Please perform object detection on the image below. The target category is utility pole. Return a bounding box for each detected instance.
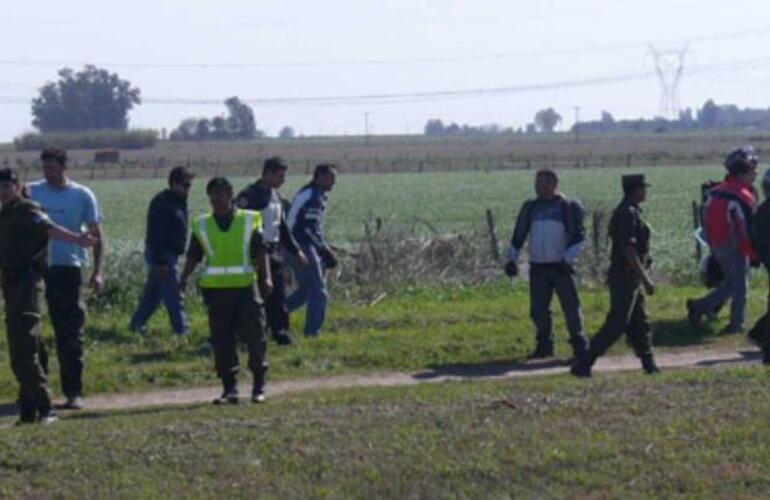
[364,111,370,145]
[574,106,581,144]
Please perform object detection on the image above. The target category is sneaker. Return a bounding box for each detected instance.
[212,390,239,405]
[130,325,149,336]
[251,390,266,404]
[38,410,59,425]
[527,344,554,360]
[686,300,703,330]
[62,396,84,410]
[273,331,294,346]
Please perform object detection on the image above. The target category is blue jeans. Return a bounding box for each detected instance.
[286,245,329,336]
[130,252,189,335]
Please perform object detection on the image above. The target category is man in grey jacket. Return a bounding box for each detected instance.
[505,169,588,360]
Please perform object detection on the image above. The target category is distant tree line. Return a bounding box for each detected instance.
[424,108,563,137]
[574,100,770,133]
[169,97,263,141]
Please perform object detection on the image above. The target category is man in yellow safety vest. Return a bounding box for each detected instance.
[179,177,273,404]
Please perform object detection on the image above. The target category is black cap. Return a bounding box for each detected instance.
[622,174,650,190]
[0,167,19,183]
[206,176,233,193]
[169,166,195,184]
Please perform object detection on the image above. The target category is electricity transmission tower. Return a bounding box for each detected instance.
[648,44,689,118]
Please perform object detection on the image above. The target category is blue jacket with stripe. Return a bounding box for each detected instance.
[287,183,328,250]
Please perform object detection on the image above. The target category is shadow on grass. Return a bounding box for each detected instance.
[128,345,210,364]
[696,350,762,366]
[652,319,716,347]
[414,358,569,380]
[0,402,17,417]
[85,326,136,345]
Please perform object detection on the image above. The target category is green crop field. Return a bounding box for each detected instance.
[89,164,719,283]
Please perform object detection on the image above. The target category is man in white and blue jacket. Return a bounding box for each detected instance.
[286,163,338,337]
[505,169,588,359]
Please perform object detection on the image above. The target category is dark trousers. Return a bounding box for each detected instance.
[2,274,52,417]
[44,266,85,399]
[203,287,268,391]
[747,275,770,348]
[588,268,653,361]
[264,256,290,338]
[529,264,588,354]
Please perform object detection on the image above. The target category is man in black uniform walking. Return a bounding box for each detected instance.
[237,157,306,345]
[571,174,659,377]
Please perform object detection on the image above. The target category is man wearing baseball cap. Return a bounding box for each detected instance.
[572,174,658,377]
[130,166,195,336]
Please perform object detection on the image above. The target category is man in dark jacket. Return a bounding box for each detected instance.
[505,169,588,360]
[286,164,338,337]
[748,169,770,364]
[237,157,307,345]
[130,166,194,335]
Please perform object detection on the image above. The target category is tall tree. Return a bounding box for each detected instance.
[534,108,562,133]
[224,97,257,139]
[31,65,141,132]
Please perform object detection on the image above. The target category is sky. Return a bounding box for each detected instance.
[1,0,770,141]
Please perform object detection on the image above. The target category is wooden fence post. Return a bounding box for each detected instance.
[486,209,501,262]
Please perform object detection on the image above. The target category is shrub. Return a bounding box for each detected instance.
[13,129,158,151]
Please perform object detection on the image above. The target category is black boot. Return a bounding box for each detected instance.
[762,344,770,365]
[641,354,660,375]
[213,376,239,405]
[16,400,36,425]
[528,343,554,360]
[570,355,594,378]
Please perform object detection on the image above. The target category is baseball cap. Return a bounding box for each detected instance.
[169,166,195,185]
[0,168,19,183]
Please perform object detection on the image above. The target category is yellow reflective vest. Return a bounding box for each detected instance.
[192,209,262,289]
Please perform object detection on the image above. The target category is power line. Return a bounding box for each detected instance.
[0,26,769,70]
[0,54,768,108]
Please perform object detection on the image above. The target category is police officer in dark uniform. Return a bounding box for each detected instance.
[0,168,94,424]
[571,174,659,377]
[236,157,306,346]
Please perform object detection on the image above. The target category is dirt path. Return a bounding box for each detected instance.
[0,346,764,428]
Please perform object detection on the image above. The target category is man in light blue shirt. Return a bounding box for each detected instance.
[28,148,105,410]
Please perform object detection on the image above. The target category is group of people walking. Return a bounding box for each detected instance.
[1,144,768,425]
[505,145,770,379]
[0,150,338,423]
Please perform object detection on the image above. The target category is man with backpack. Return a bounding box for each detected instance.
[687,146,759,334]
[505,169,588,360]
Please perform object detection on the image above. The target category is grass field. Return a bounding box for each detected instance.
[89,164,730,284]
[0,367,768,498]
[0,164,764,400]
[0,280,765,401]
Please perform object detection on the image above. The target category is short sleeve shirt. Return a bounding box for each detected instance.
[29,180,101,267]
